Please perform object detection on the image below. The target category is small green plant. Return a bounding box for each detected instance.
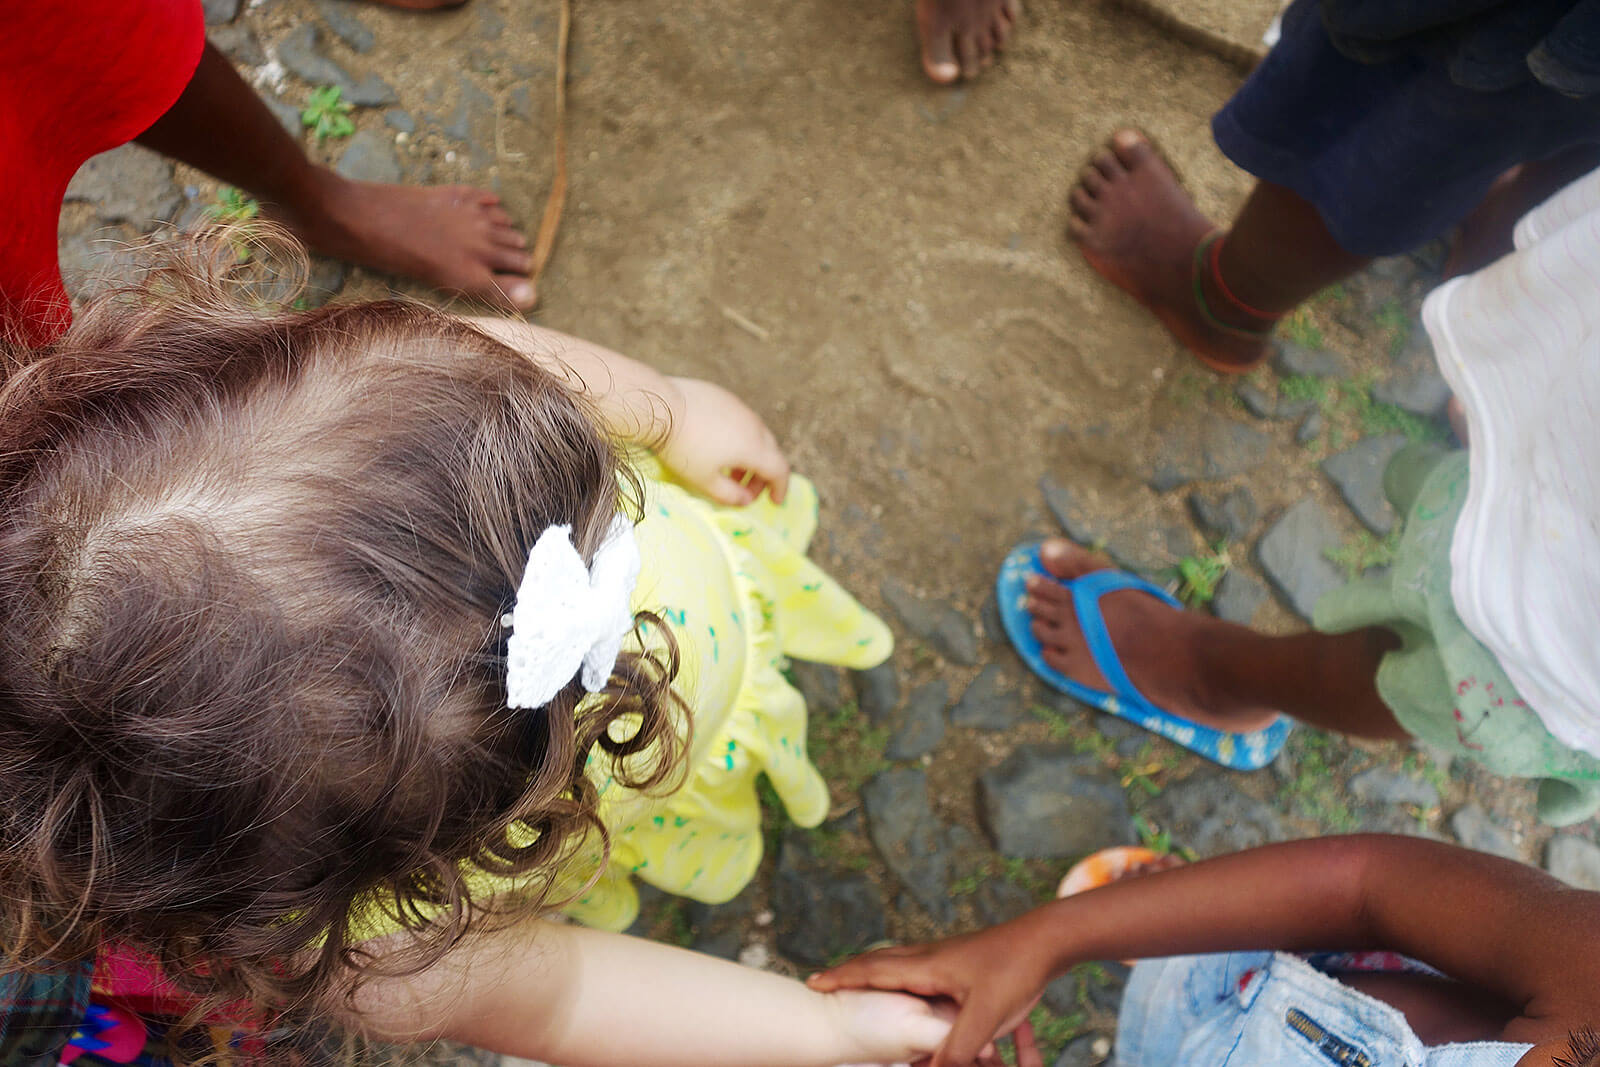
[809,701,890,792]
[1070,729,1117,762]
[1373,299,1412,357]
[206,186,260,223]
[1278,373,1330,408]
[1325,527,1402,580]
[1174,543,1230,605]
[1000,855,1049,897]
[301,85,355,142]
[1279,731,1360,830]
[1026,1005,1088,1061]
[1030,703,1074,741]
[1315,282,1349,305]
[1131,814,1172,854]
[1282,307,1325,349]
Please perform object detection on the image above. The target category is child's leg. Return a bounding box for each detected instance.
[134,45,537,309]
[1024,538,1408,740]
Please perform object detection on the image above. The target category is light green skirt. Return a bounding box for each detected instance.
[1314,445,1600,827]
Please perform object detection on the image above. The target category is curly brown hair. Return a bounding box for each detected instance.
[0,234,685,1042]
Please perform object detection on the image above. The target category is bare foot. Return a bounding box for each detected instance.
[1024,538,1278,734]
[275,170,536,310]
[916,0,1019,83]
[1067,130,1271,372]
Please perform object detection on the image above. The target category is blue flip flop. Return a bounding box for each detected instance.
[997,541,1291,771]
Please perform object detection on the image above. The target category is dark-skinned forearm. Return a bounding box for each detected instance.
[1018,835,1591,1013]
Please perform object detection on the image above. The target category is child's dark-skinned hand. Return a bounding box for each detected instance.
[806,923,1051,1067]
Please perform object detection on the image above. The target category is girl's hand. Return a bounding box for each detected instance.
[808,931,1052,1067]
[657,377,791,506]
[823,989,953,1065]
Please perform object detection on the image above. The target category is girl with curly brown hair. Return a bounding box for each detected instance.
[0,237,934,1066]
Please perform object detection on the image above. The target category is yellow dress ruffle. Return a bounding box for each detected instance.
[557,465,892,929]
[349,463,891,943]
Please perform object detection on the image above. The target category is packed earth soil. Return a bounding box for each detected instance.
[55,0,1600,1063]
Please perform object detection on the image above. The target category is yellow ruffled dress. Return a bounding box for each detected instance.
[553,464,892,929]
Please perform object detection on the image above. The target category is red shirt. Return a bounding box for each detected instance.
[0,0,205,345]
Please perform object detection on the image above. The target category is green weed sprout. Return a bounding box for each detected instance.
[206,186,260,223]
[1175,543,1230,605]
[302,85,355,142]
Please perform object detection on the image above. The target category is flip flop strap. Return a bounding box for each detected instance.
[1070,570,1182,716]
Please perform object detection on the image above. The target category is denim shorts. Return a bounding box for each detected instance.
[1114,952,1532,1067]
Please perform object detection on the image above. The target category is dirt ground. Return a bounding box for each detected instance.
[264,0,1258,607]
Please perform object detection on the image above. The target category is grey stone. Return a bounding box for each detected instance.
[384,109,418,134]
[1321,435,1407,535]
[65,146,182,230]
[203,0,241,24]
[886,680,948,760]
[1150,776,1290,855]
[344,73,399,108]
[1449,803,1520,860]
[1040,476,1098,545]
[951,665,1024,731]
[880,578,979,666]
[1052,1035,1108,1067]
[301,258,348,308]
[1296,411,1325,445]
[979,745,1135,858]
[1545,835,1600,890]
[276,24,350,88]
[507,84,535,120]
[335,130,402,185]
[1187,487,1258,543]
[1374,367,1451,418]
[851,661,900,725]
[209,24,266,66]
[1368,255,1421,289]
[1256,499,1345,621]
[974,877,1036,926]
[444,77,496,156]
[1085,962,1130,1015]
[313,0,376,53]
[772,834,889,966]
[979,587,1003,646]
[262,94,303,136]
[685,884,755,929]
[690,929,741,960]
[1147,415,1270,492]
[1042,973,1081,1016]
[862,769,955,921]
[1211,570,1267,625]
[1348,767,1439,809]
[276,24,395,105]
[1276,395,1319,420]
[1273,341,1351,379]
[790,660,846,716]
[1235,382,1276,419]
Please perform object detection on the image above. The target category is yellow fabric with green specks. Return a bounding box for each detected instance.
[347,461,893,944]
[554,463,893,929]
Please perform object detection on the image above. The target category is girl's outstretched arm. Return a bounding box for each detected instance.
[465,316,790,506]
[343,918,950,1067]
[808,835,1600,1067]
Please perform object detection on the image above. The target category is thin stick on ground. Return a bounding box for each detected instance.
[529,0,571,288]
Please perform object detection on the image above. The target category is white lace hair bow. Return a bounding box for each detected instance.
[503,515,641,709]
